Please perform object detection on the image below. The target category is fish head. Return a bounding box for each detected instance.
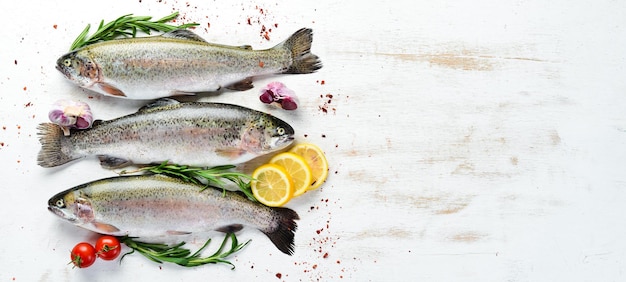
[242,115,294,154]
[56,50,100,87]
[262,116,295,151]
[48,187,95,226]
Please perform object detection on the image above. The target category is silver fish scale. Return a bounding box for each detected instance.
[56,28,320,100]
[66,103,281,166]
[80,175,281,236]
[93,39,291,92]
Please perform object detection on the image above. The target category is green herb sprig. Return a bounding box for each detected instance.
[120,162,256,201]
[70,12,199,51]
[120,233,250,268]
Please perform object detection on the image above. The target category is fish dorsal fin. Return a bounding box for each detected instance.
[162,29,207,43]
[92,119,104,127]
[138,98,180,112]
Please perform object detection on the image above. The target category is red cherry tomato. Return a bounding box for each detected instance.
[95,236,121,260]
[70,242,97,268]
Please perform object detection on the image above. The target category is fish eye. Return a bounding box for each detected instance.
[55,199,65,208]
[277,127,285,135]
[63,59,72,67]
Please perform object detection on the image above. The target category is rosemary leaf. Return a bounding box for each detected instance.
[120,233,250,268]
[120,161,257,202]
[154,12,179,23]
[69,12,199,51]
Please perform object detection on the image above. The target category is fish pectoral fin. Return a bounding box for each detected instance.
[216,224,244,233]
[162,29,207,43]
[98,155,132,169]
[226,78,254,91]
[138,98,180,112]
[215,148,247,160]
[93,221,121,234]
[166,230,192,235]
[170,90,197,96]
[97,82,127,97]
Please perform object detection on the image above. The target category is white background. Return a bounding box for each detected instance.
[1,0,625,281]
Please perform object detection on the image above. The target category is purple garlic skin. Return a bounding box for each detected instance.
[48,100,93,130]
[259,82,298,111]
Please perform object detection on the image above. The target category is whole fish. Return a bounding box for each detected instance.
[48,174,300,255]
[56,28,322,99]
[37,98,294,168]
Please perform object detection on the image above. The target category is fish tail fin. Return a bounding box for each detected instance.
[37,123,76,167]
[278,28,322,74]
[262,207,300,255]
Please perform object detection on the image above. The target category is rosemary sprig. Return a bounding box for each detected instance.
[120,161,256,202]
[120,233,250,268]
[70,12,199,50]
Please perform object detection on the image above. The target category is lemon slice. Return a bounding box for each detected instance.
[251,164,294,207]
[270,152,313,197]
[289,143,329,190]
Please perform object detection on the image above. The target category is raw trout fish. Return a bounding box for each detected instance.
[37,98,294,168]
[56,28,322,99]
[48,174,300,255]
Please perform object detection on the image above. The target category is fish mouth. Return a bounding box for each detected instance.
[47,206,63,217]
[48,206,76,222]
[55,65,72,80]
[275,134,295,148]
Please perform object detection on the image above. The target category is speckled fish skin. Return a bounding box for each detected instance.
[37,99,295,168]
[56,28,322,99]
[47,174,300,255]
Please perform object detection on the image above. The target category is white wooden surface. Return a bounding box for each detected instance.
[1,0,625,281]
